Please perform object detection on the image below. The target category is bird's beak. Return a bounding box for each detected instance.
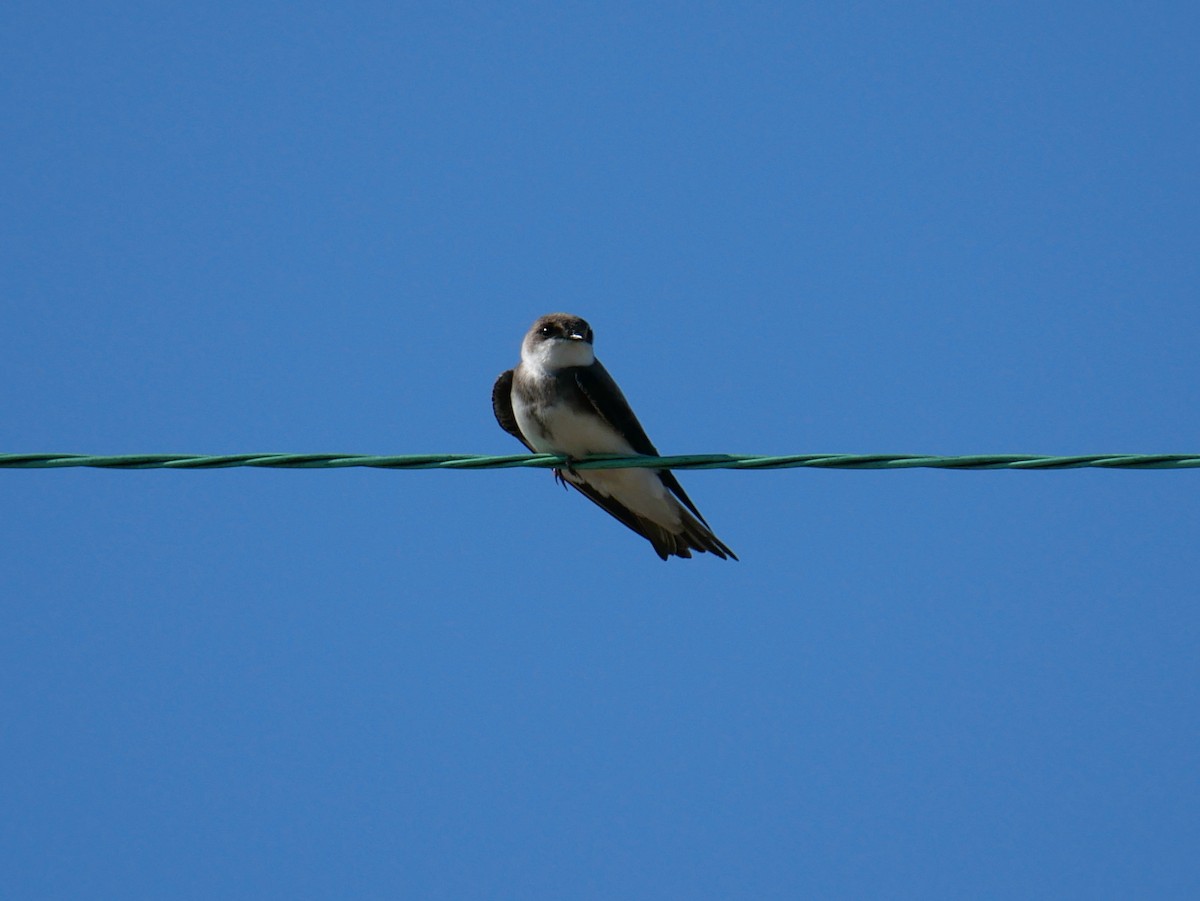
[566,331,585,341]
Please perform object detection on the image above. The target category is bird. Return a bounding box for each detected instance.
[492,313,737,561]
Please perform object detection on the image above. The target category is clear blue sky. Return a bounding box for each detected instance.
[3,3,1198,898]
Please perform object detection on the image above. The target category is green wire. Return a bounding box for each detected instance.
[2,453,1198,470]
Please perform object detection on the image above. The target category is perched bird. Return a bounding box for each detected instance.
[492,313,737,561]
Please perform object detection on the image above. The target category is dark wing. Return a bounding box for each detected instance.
[571,360,659,455]
[572,361,711,527]
[491,369,534,451]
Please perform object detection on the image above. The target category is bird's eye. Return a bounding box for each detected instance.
[539,325,555,337]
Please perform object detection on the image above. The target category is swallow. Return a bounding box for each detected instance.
[492,313,737,560]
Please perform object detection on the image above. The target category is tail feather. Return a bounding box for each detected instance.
[639,508,736,562]
[676,508,737,561]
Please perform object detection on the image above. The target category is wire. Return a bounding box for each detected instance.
[2,453,1198,470]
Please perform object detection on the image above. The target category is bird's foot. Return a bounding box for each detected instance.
[554,456,583,489]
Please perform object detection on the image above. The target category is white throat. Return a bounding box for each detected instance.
[522,337,595,372]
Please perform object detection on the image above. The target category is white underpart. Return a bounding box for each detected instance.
[514,338,683,529]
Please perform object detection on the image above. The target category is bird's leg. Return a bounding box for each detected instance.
[554,455,583,489]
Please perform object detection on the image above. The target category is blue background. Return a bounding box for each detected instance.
[3,3,1198,898]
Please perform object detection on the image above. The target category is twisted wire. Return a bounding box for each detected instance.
[2,452,1197,470]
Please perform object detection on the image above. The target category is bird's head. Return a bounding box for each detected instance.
[521,313,596,370]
